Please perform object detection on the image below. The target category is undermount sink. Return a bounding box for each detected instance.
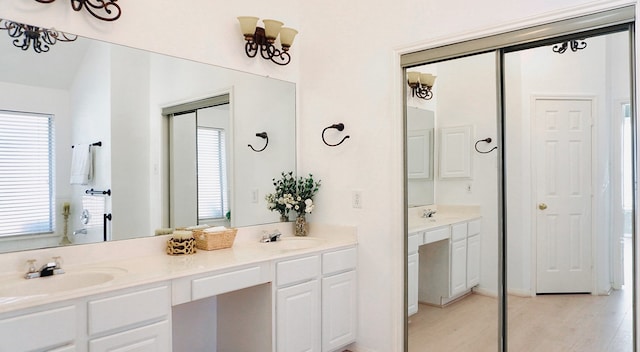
[260,237,325,252]
[0,267,125,297]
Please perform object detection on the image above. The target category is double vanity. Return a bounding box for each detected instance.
[408,205,482,315]
[0,224,357,352]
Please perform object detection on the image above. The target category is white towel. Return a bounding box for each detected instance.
[204,226,227,233]
[70,144,93,185]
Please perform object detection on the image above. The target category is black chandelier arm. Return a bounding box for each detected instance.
[270,49,291,66]
[552,42,568,54]
[35,0,121,22]
[245,41,259,58]
[571,40,587,51]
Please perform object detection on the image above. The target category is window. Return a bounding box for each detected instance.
[0,110,55,237]
[197,126,228,221]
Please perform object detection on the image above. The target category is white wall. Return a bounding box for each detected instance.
[111,45,151,240]
[0,0,635,350]
[69,41,111,244]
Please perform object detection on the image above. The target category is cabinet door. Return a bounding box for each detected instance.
[89,320,170,352]
[450,239,467,296]
[277,280,321,352]
[322,271,357,352]
[408,253,419,316]
[467,234,481,288]
[439,125,472,178]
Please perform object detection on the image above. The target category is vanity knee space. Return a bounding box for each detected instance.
[408,218,481,312]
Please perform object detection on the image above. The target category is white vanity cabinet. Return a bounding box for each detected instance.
[0,303,77,352]
[274,246,358,352]
[0,282,171,352]
[321,247,357,352]
[275,254,322,352]
[419,218,482,306]
[407,232,422,316]
[87,284,171,352]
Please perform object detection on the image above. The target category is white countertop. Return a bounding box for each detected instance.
[0,223,357,314]
[408,204,481,233]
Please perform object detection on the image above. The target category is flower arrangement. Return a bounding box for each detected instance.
[265,172,321,220]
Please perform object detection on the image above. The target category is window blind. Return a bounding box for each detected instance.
[197,127,228,221]
[0,110,55,237]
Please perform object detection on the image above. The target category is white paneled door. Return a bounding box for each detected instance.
[535,98,593,294]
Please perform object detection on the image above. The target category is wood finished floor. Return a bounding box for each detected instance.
[408,289,632,352]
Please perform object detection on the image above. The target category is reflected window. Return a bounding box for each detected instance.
[0,110,54,237]
[197,127,229,221]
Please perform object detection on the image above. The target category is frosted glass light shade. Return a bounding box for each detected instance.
[407,72,420,84]
[263,19,284,40]
[420,73,436,87]
[279,27,298,47]
[237,16,259,36]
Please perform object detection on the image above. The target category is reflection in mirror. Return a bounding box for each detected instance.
[505,29,633,350]
[407,52,499,351]
[0,19,296,254]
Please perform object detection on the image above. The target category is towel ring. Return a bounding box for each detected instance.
[248,132,269,152]
[475,137,497,154]
[322,123,350,147]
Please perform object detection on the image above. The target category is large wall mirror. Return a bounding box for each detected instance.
[404,7,635,352]
[0,18,296,254]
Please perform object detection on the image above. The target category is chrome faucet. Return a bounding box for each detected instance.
[422,209,437,218]
[25,256,65,279]
[73,228,87,236]
[260,230,282,243]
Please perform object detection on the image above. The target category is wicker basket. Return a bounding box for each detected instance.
[193,228,237,250]
[166,237,196,255]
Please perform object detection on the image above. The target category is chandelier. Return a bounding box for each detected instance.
[407,72,437,100]
[0,19,77,53]
[34,0,121,22]
[237,17,298,66]
[552,39,587,54]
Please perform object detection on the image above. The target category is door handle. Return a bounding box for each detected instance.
[538,203,548,210]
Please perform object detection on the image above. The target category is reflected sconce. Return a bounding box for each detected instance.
[237,16,298,66]
[34,0,122,22]
[322,123,350,147]
[248,132,269,152]
[552,39,587,54]
[0,19,77,53]
[407,72,436,100]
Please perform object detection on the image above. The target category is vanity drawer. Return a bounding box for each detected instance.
[408,233,422,254]
[468,218,482,236]
[323,247,357,275]
[0,305,76,351]
[424,227,450,244]
[88,285,170,335]
[192,263,269,300]
[451,223,468,242]
[277,254,320,287]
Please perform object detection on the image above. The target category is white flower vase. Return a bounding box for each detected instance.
[294,215,308,237]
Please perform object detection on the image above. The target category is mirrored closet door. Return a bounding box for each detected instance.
[403,6,636,352]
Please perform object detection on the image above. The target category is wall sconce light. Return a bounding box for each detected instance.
[237,16,298,66]
[407,72,436,100]
[552,39,587,54]
[0,19,77,53]
[34,0,122,22]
